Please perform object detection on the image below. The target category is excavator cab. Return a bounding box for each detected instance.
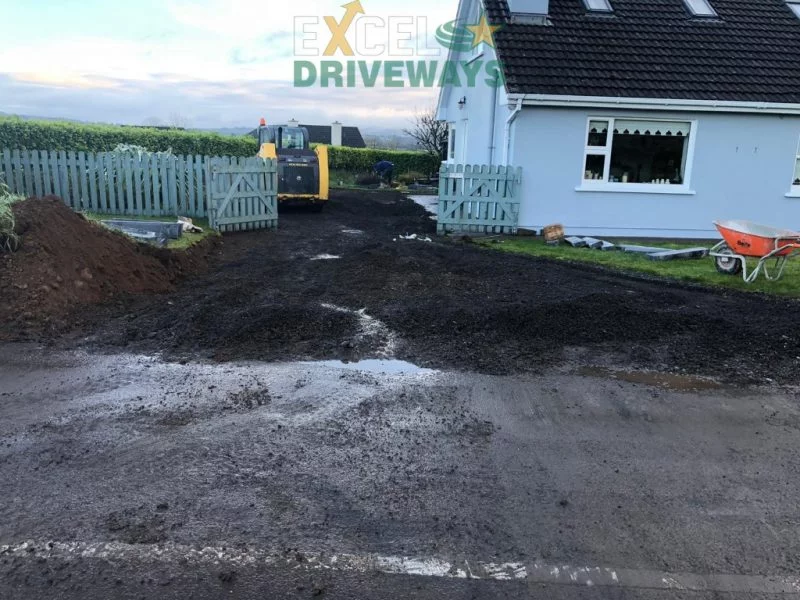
[257,120,329,209]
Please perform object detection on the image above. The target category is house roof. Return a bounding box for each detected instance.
[483,0,800,103]
[247,124,366,148]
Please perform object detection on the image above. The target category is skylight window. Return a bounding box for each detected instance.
[788,1,800,19]
[683,0,717,17]
[583,0,613,12]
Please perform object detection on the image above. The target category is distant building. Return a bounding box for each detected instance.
[248,120,366,148]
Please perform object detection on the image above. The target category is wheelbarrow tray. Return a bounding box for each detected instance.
[714,220,800,258]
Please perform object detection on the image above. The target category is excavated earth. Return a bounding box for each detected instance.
[3,189,800,384]
[0,197,218,335]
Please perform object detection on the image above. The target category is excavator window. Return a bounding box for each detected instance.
[279,128,307,151]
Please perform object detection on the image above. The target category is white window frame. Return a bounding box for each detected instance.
[576,116,698,195]
[788,0,800,19]
[448,123,457,162]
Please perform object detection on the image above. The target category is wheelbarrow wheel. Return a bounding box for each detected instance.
[714,245,742,275]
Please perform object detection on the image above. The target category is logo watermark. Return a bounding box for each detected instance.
[292,1,504,88]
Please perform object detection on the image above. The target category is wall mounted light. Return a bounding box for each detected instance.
[458,96,467,109]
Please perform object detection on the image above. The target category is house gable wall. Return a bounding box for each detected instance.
[438,39,510,166]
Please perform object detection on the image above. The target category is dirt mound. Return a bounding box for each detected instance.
[0,197,218,337]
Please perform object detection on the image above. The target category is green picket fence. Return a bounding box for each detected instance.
[0,148,211,217]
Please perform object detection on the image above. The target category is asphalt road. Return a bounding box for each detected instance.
[2,343,800,598]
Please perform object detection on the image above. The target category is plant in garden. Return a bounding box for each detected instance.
[0,177,23,253]
[396,171,427,185]
[355,173,382,186]
[328,147,440,176]
[402,108,449,161]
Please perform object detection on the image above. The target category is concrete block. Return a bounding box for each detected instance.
[646,248,710,261]
[619,244,668,254]
[565,236,587,248]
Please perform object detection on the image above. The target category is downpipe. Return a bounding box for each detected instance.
[487,74,499,165]
[503,98,523,165]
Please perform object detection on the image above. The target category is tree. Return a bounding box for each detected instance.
[403,108,448,161]
[167,112,191,130]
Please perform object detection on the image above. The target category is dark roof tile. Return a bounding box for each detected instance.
[483,0,800,102]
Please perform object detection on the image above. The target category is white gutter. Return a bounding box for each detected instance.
[507,93,800,116]
[503,98,523,165]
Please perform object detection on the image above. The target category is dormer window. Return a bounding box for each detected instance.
[788,0,800,18]
[583,0,613,12]
[683,0,717,17]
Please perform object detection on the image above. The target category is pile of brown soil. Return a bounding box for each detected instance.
[0,197,219,336]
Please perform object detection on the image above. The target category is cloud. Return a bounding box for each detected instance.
[0,73,437,129]
[0,0,457,128]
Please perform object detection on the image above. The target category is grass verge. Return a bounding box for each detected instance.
[476,237,800,296]
[81,213,216,250]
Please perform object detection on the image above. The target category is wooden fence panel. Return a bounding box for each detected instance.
[1,149,242,221]
[1,149,12,190]
[40,150,52,196]
[437,163,522,235]
[194,155,205,217]
[11,150,23,195]
[22,151,33,198]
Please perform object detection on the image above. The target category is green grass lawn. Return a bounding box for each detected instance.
[82,212,216,250]
[477,237,800,296]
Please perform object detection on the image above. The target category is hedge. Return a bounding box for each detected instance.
[0,118,258,156]
[0,117,441,173]
[328,146,440,175]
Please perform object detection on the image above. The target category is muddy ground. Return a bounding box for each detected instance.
[3,190,800,598]
[32,188,799,385]
[2,346,800,599]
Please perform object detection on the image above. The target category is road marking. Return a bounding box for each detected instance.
[2,541,800,594]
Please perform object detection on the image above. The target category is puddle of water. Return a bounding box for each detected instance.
[306,359,434,375]
[409,195,438,216]
[311,254,341,261]
[578,367,722,391]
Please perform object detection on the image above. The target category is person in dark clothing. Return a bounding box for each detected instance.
[373,160,394,185]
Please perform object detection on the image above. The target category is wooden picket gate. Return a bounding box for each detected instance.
[207,157,278,232]
[437,164,522,235]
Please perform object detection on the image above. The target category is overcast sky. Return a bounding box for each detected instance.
[0,0,459,131]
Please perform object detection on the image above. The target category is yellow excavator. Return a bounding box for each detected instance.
[256,118,329,211]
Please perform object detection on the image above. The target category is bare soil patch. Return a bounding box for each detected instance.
[0,197,219,337]
[5,190,800,384]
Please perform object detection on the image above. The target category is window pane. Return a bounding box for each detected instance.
[609,131,689,184]
[585,0,612,11]
[584,154,606,180]
[587,120,609,147]
[684,0,716,16]
[794,157,800,186]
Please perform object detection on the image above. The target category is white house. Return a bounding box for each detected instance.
[437,0,800,237]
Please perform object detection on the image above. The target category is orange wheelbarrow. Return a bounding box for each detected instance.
[709,220,800,283]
